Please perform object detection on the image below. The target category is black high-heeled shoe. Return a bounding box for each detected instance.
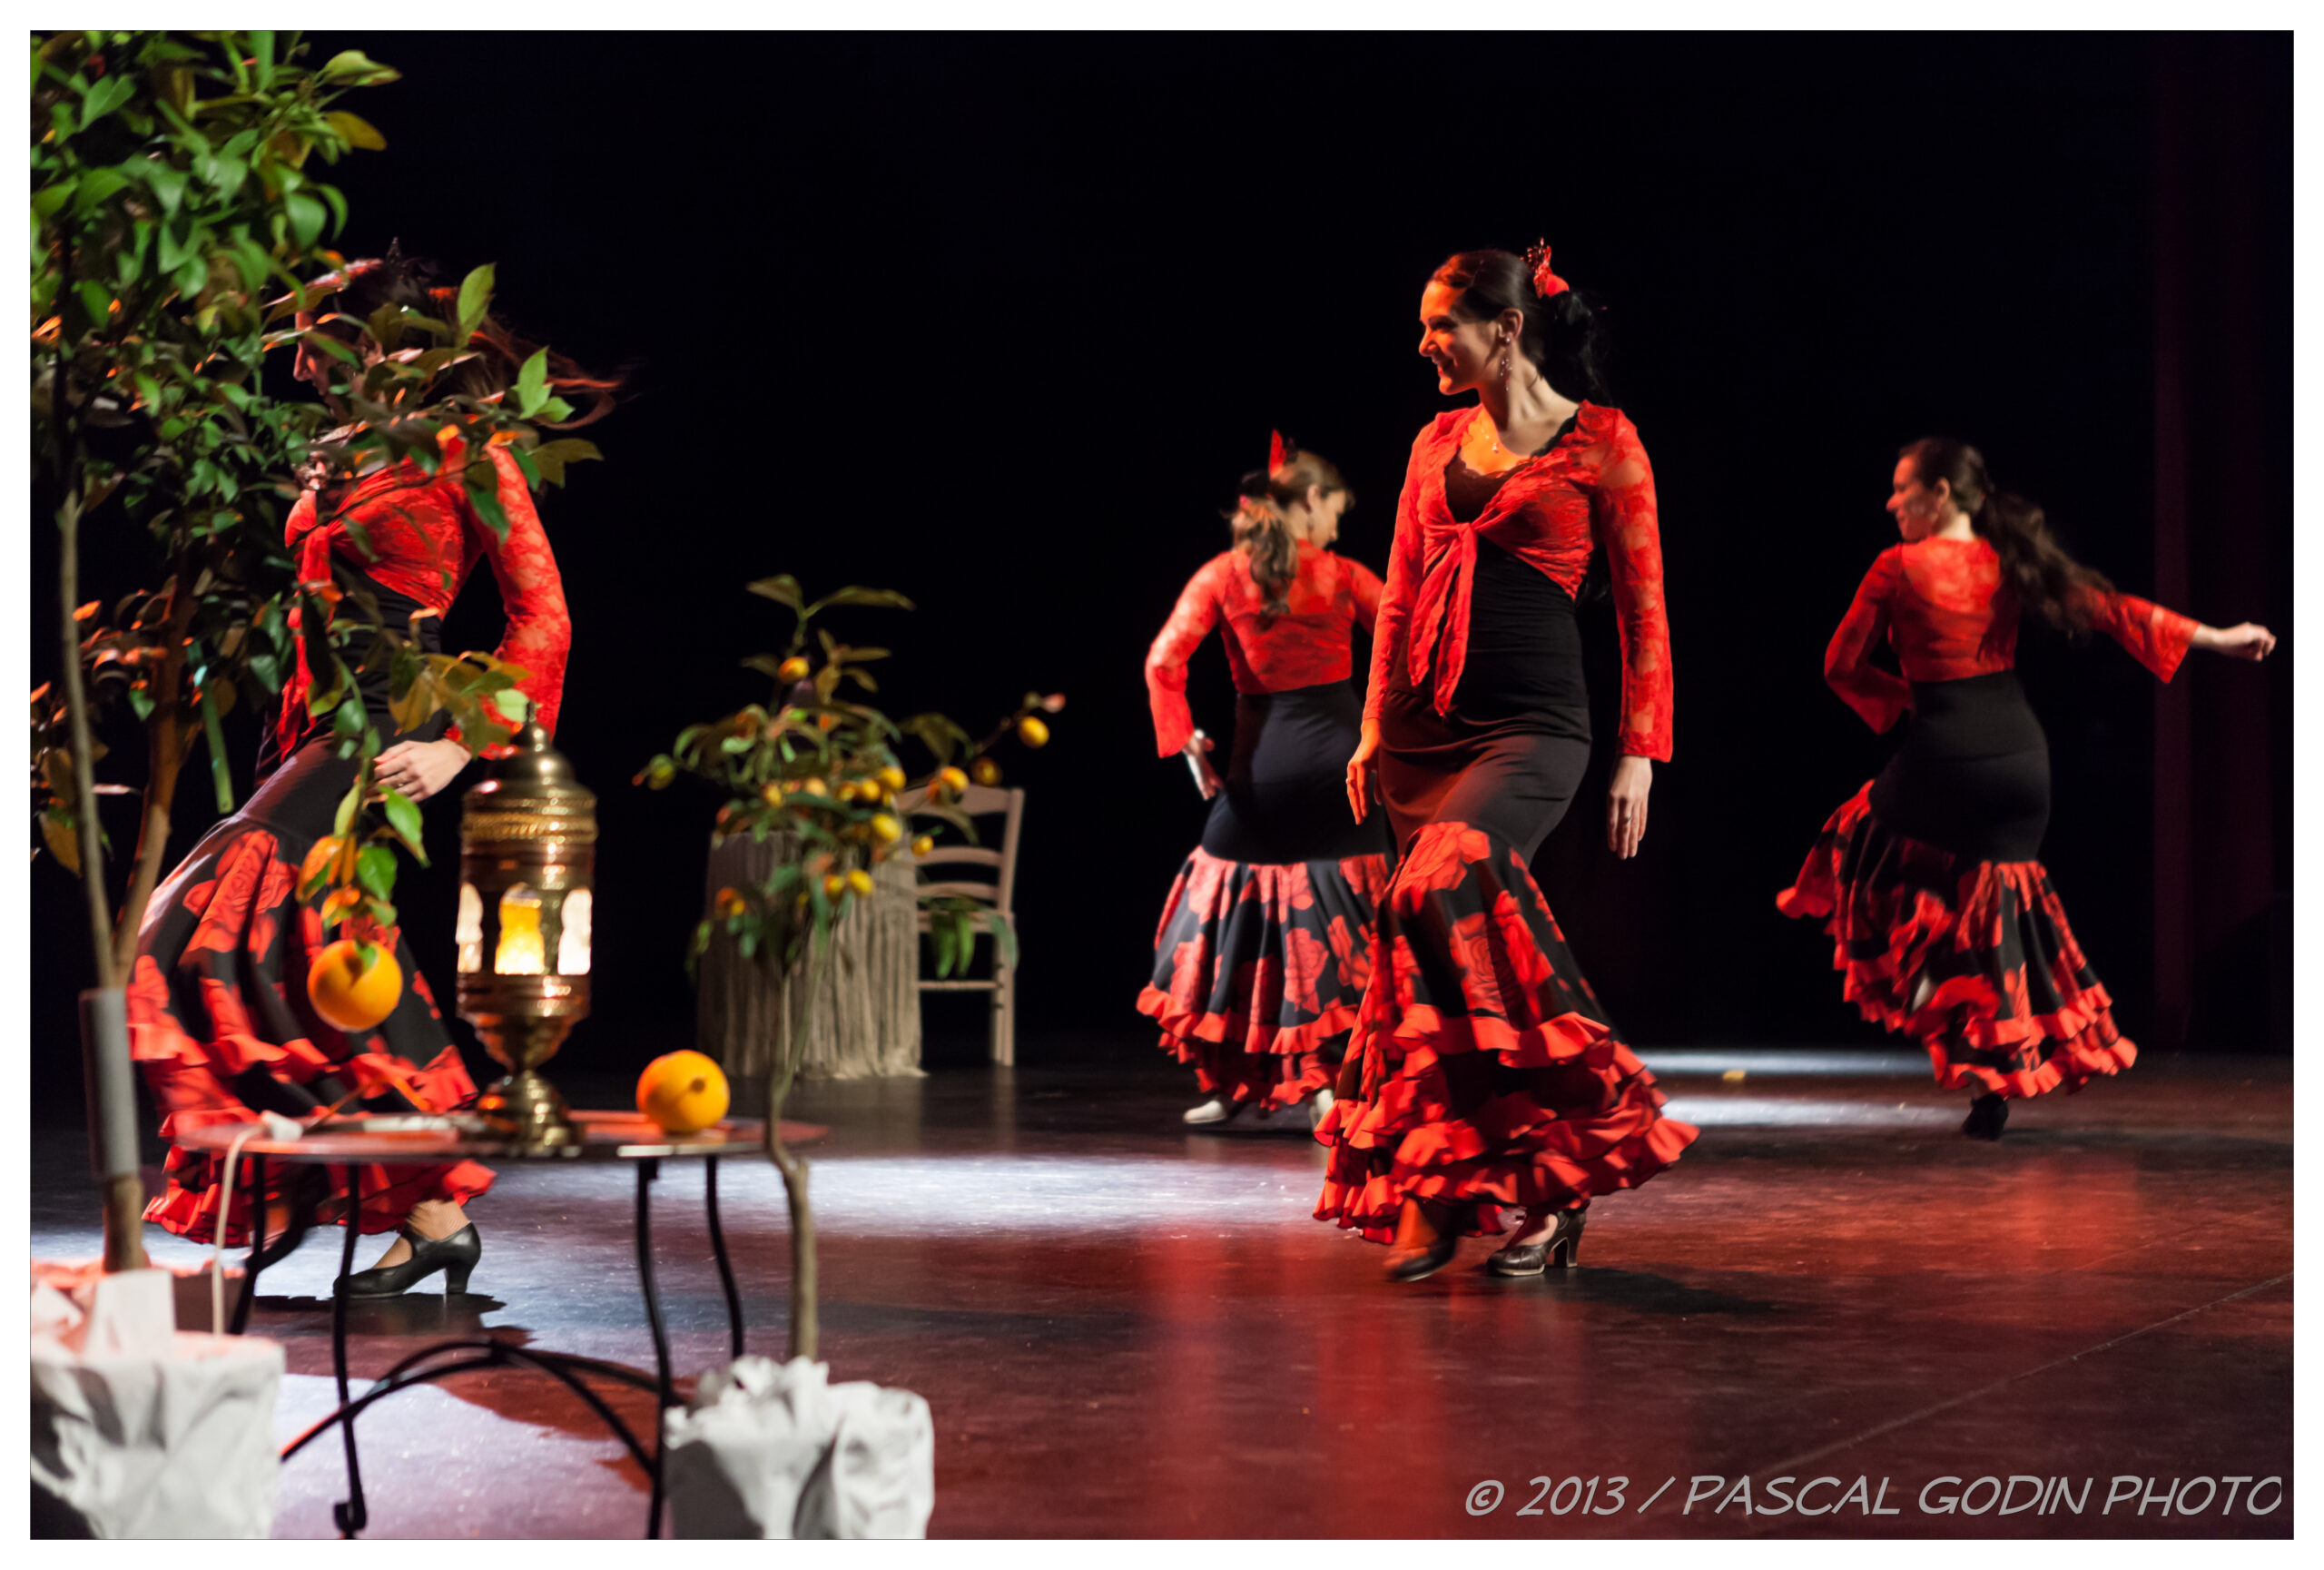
[1384,1200,1466,1283]
[336,1223,482,1298]
[1487,1204,1587,1277]
[1962,1093,2008,1141]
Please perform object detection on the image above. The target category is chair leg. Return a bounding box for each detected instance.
[990,961,1013,1068]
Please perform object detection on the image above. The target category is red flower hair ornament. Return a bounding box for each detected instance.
[1525,238,1570,299]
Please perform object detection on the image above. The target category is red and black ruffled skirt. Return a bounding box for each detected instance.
[1139,848,1391,1111]
[126,734,494,1246]
[1314,819,1697,1241]
[1140,682,1393,1111]
[1778,673,2134,1099]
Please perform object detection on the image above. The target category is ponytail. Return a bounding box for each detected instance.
[1223,441,1352,615]
[1903,437,2111,635]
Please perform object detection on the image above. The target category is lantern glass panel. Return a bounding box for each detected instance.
[556,886,593,975]
[496,884,546,975]
[456,883,485,973]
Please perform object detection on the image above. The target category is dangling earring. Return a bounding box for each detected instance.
[1499,337,1512,386]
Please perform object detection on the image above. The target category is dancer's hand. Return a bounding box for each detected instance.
[1344,722,1382,823]
[376,736,471,803]
[2195,622,2278,661]
[1607,755,1652,859]
[1182,733,1223,801]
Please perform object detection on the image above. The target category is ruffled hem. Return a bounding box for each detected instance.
[1142,848,1386,1108]
[127,811,497,1240]
[145,1157,497,1247]
[1313,821,1696,1241]
[1779,781,2137,1101]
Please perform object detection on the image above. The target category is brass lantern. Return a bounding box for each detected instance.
[457,721,595,1147]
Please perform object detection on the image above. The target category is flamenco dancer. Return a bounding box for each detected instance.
[125,251,610,1295]
[1140,439,1392,1129]
[1779,439,2275,1140]
[1318,243,1697,1282]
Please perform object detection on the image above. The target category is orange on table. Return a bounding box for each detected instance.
[307,938,404,1032]
[637,1050,731,1134]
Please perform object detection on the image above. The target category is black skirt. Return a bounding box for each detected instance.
[1868,672,2051,862]
[1200,680,1389,864]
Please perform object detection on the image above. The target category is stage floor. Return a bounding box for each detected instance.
[30,1049,2292,1539]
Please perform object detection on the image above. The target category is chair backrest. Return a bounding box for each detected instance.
[905,784,1024,916]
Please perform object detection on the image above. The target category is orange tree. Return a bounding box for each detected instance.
[638,575,1059,1358]
[32,30,599,1267]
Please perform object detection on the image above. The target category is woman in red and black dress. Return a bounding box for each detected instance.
[1780,439,2275,1139]
[1319,244,1697,1282]
[1141,443,1393,1129]
[126,252,606,1295]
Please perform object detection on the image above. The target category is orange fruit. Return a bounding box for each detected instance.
[971,757,1001,786]
[846,868,876,898]
[1016,715,1049,748]
[636,1050,731,1134]
[307,938,403,1032]
[937,765,968,797]
[777,657,811,684]
[876,765,908,794]
[822,873,848,899]
[911,834,935,857]
[299,834,347,893]
[870,813,902,844]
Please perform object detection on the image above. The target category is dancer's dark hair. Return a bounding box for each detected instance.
[1902,437,2112,635]
[1432,248,1612,407]
[310,242,621,427]
[1225,444,1350,614]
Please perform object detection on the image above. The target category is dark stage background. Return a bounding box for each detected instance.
[27,34,2291,1115]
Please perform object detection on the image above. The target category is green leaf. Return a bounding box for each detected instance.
[455,262,495,342]
[381,786,426,861]
[810,586,917,615]
[319,50,399,85]
[333,775,363,837]
[463,460,509,540]
[357,843,398,900]
[746,576,803,610]
[283,193,326,252]
[78,72,136,127]
[514,347,548,418]
[325,111,387,152]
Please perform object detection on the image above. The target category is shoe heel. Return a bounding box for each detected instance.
[444,1261,472,1297]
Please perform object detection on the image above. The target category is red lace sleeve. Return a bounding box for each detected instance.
[1590,425,1674,760]
[465,445,570,742]
[1145,561,1223,758]
[1364,429,1435,726]
[1826,548,1913,733]
[2076,586,2198,683]
[1347,558,1385,631]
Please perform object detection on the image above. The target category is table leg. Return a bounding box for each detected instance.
[635,1158,673,1539]
[705,1157,744,1360]
[331,1163,369,1537]
[231,1150,268,1336]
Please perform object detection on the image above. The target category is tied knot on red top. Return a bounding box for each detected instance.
[1524,237,1569,299]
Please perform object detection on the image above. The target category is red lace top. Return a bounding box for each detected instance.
[1824,536,2199,733]
[279,432,570,755]
[1146,540,1384,757]
[1364,402,1673,760]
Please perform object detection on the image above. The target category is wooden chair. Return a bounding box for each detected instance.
[907,784,1025,1066]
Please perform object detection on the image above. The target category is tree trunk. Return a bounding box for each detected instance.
[57,477,149,1273]
[110,588,195,980]
[763,938,828,1362]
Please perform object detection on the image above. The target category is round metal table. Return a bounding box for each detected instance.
[180,1111,824,1538]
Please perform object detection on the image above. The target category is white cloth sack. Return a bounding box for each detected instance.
[32,1289,284,1540]
[664,1355,933,1538]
